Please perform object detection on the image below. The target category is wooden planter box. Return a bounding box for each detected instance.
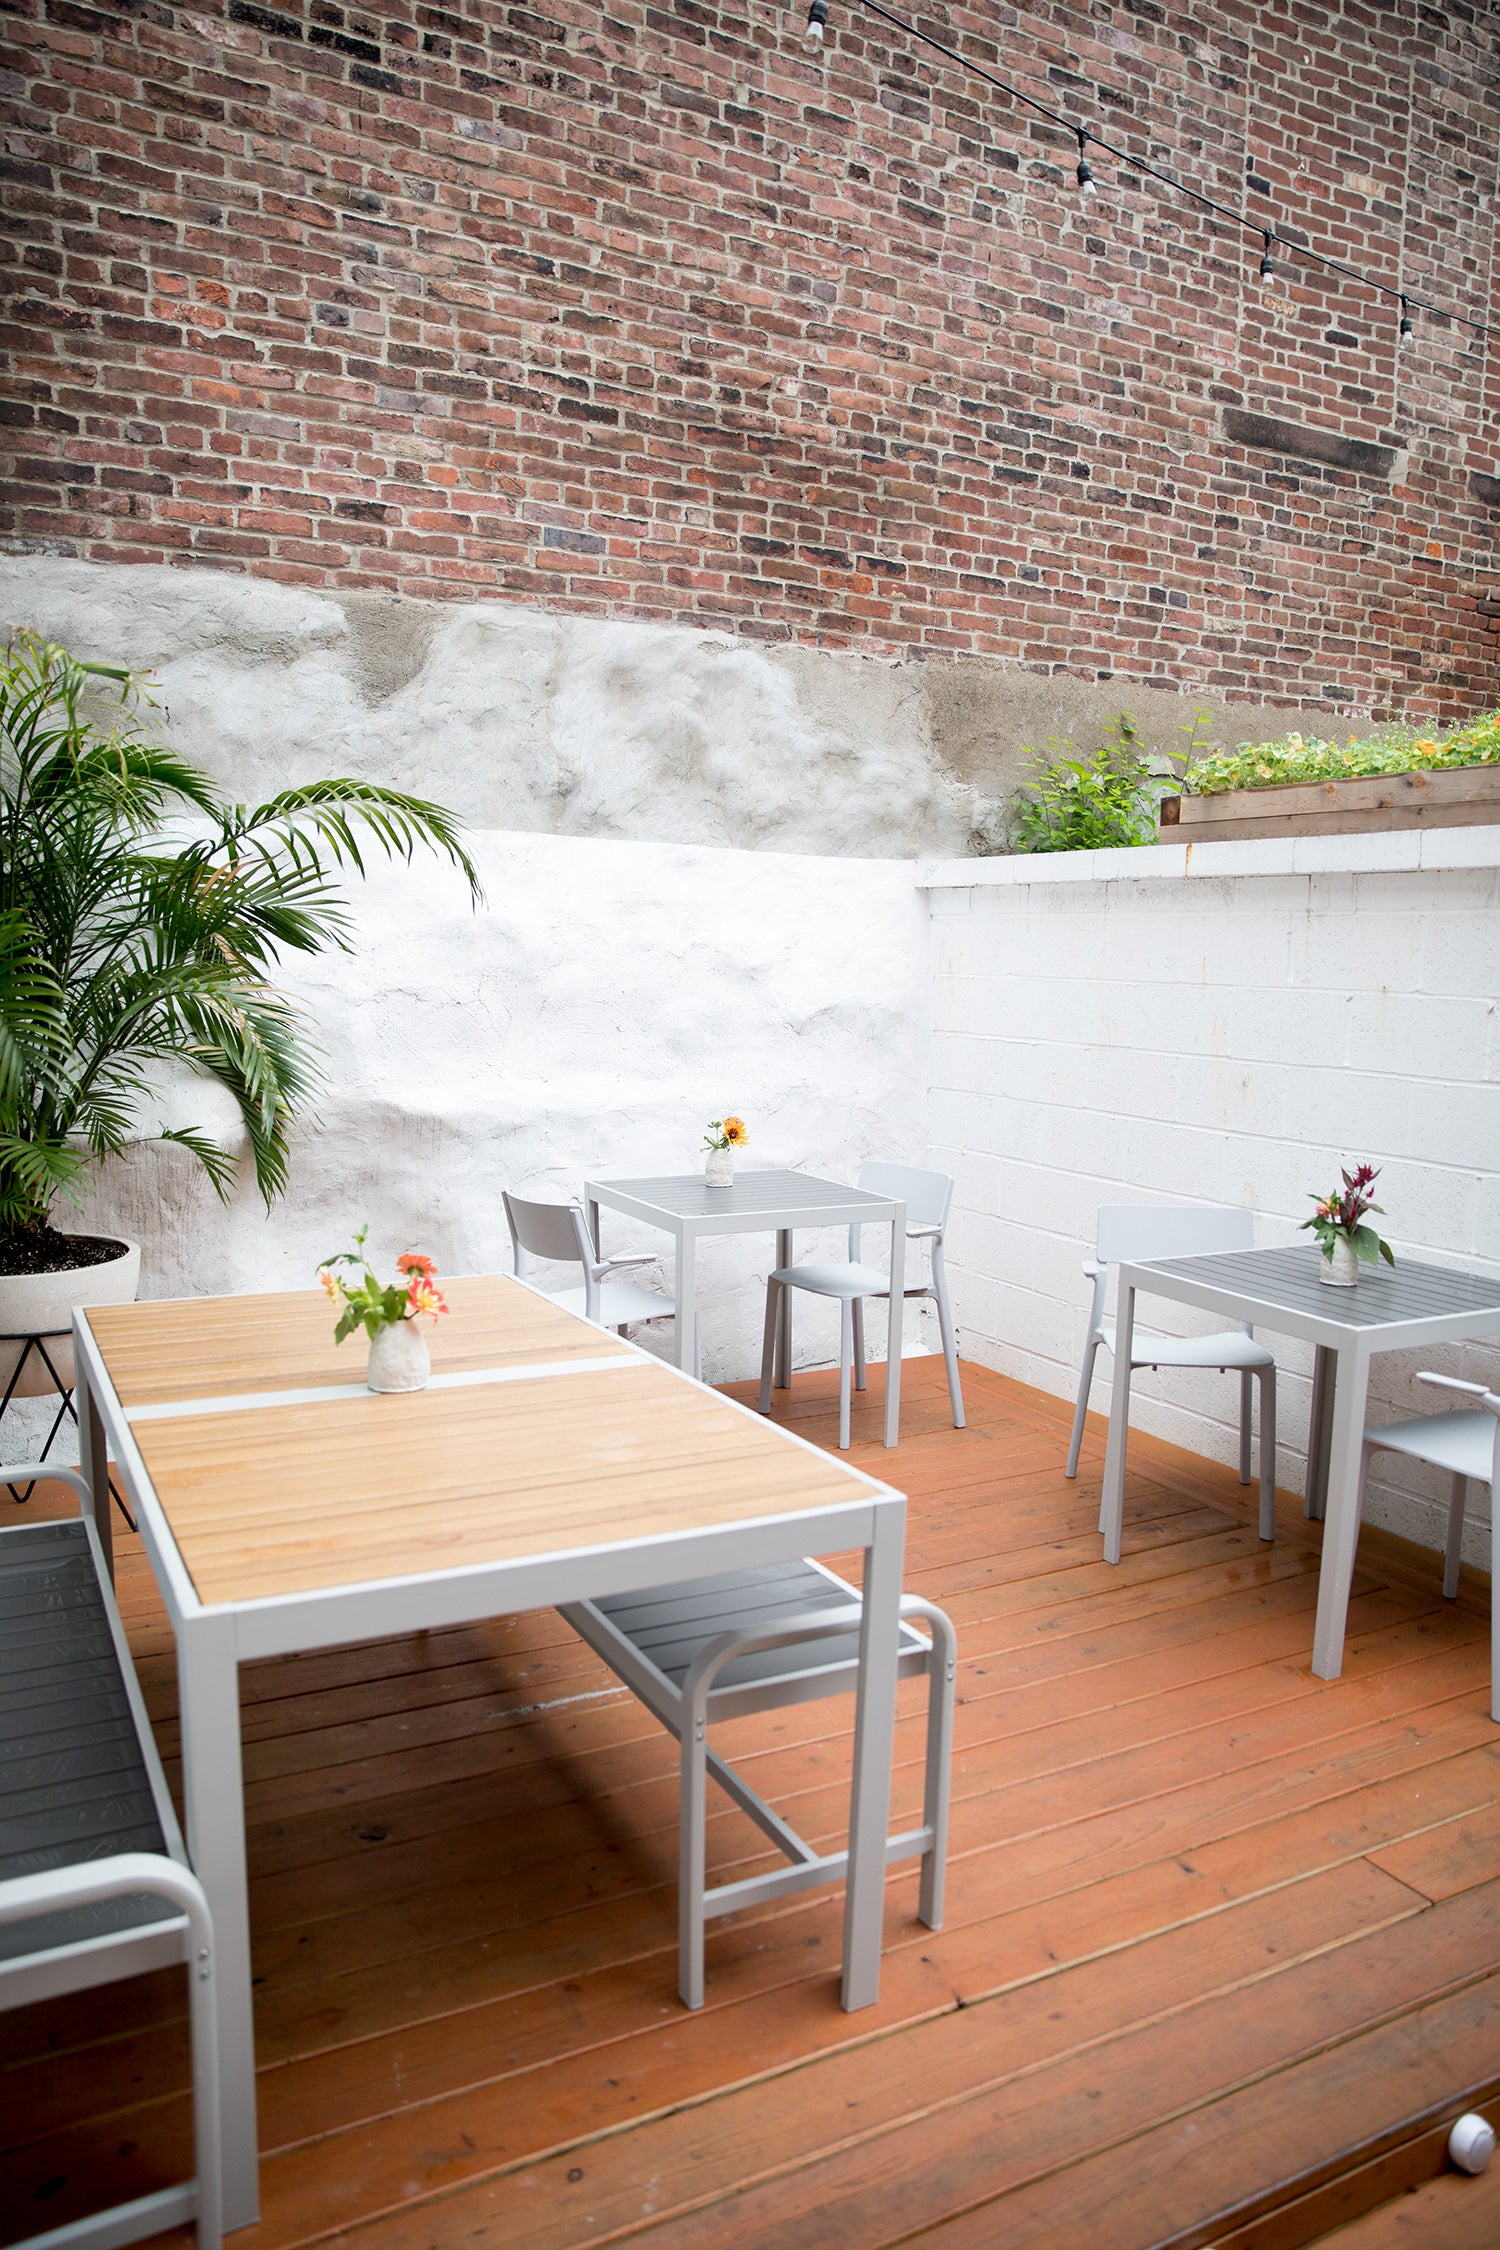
[1160,762,1500,844]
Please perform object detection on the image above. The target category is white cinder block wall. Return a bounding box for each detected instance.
[923,833,1500,1572]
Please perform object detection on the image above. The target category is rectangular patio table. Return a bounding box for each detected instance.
[1099,1243,1500,1680]
[72,1273,907,2232]
[582,1169,907,1446]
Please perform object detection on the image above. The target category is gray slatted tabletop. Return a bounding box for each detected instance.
[0,1520,175,1959]
[1141,1244,1500,1333]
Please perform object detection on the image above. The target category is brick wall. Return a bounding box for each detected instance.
[2,0,1497,718]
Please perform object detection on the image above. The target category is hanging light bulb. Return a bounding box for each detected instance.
[1399,295,1414,343]
[805,0,827,45]
[1259,230,1275,282]
[1075,127,1097,196]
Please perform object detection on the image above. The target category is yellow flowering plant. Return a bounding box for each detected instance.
[319,1226,449,1343]
[1184,708,1500,797]
[704,1116,749,1152]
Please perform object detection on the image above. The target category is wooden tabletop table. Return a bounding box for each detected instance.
[73,1275,907,2233]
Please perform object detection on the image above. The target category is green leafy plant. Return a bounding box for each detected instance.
[1184,709,1500,797]
[0,631,481,1257]
[1300,1162,1395,1270]
[1006,713,1179,854]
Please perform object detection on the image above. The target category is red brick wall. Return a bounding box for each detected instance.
[2,0,1497,717]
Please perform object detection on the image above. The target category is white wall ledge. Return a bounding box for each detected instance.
[917,824,1500,888]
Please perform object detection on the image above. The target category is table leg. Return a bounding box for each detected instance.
[1311,1342,1371,1682]
[76,1361,113,1584]
[674,1226,697,1374]
[1305,1344,1336,1521]
[883,1204,905,1448]
[774,1228,792,1390]
[179,1615,259,2229]
[842,1499,905,2008]
[1100,1280,1136,1563]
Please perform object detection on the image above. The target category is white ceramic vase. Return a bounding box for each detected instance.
[0,1238,141,1396]
[1319,1235,1359,1288]
[704,1147,734,1188]
[366,1317,431,1392]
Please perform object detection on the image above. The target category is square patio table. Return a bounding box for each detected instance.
[583,1169,907,1447]
[1099,1243,1500,1680]
[72,1273,907,2231]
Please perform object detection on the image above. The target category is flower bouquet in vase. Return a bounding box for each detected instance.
[320,1228,449,1390]
[1300,1163,1395,1288]
[703,1115,748,1188]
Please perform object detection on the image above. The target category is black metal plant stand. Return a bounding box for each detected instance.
[1,1328,135,1527]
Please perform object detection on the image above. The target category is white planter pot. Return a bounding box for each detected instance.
[1319,1235,1360,1288]
[704,1147,734,1188]
[0,1239,141,1396]
[366,1318,431,1393]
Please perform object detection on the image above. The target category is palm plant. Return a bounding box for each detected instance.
[0,632,480,1258]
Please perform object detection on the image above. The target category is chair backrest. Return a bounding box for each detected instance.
[858,1161,954,1233]
[1095,1203,1254,1266]
[503,1191,595,1280]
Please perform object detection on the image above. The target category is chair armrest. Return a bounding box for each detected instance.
[0,1462,90,1503]
[906,1225,943,1241]
[594,1253,656,1275]
[1082,1261,1099,1280]
[1417,1371,1498,1405]
[683,1602,864,1704]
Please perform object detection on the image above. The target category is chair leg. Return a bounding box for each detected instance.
[1257,1364,1277,1542]
[933,1274,965,1430]
[1443,1472,1467,1600]
[1238,1368,1253,1486]
[838,1297,853,1450]
[678,1695,709,2010]
[758,1283,780,1415]
[1490,1475,1498,1725]
[852,1297,867,1391]
[693,1314,702,1384]
[1066,1337,1101,1480]
[917,1607,957,1929]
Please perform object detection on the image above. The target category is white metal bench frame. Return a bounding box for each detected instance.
[0,1465,222,2250]
[562,1557,956,2009]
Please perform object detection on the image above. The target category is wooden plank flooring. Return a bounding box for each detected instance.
[3,1357,1498,2249]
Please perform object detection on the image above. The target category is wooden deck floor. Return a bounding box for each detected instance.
[5,1357,1500,2250]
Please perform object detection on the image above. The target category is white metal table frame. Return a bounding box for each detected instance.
[1099,1244,1500,1682]
[71,1297,908,2236]
[583,1169,907,1448]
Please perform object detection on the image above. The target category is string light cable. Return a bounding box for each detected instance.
[799,0,1493,347]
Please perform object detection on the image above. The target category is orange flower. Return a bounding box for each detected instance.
[318,1269,340,1304]
[397,1252,436,1278]
[406,1275,448,1320]
[720,1116,749,1147]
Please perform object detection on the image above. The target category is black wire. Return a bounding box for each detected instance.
[843,0,1495,344]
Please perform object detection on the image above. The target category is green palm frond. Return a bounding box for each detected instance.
[0,630,476,1232]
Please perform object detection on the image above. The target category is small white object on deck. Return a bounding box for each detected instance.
[1447,2113,1495,2175]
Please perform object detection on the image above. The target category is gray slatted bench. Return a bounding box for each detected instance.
[561,1556,956,2008]
[0,1465,222,2250]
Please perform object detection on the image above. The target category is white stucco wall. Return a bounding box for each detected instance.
[0,558,992,860]
[922,831,1500,1570]
[37,832,930,1399]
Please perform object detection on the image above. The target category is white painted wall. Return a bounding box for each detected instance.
[32,831,929,1402]
[923,831,1500,1570]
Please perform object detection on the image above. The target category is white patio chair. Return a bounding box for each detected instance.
[1066,1204,1278,1540]
[503,1190,695,1369]
[1359,1373,1498,1721]
[757,1161,964,1451]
